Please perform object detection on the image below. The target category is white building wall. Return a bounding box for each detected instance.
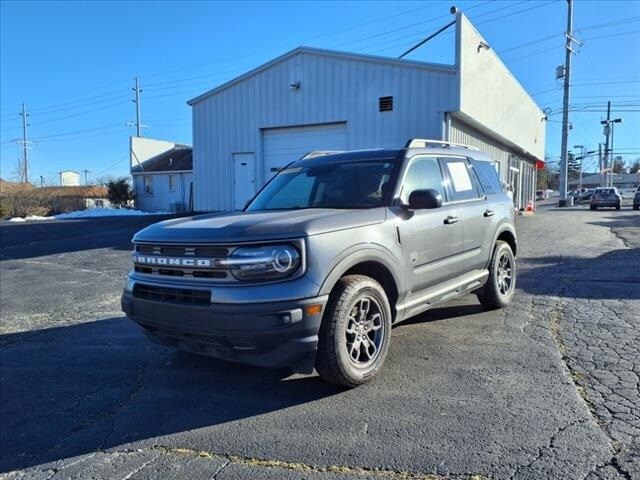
[455,13,545,160]
[134,172,193,212]
[191,49,457,212]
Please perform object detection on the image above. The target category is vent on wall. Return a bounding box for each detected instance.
[379,96,393,112]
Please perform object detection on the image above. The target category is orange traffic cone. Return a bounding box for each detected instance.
[526,200,534,212]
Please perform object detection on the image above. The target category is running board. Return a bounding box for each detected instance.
[395,269,489,323]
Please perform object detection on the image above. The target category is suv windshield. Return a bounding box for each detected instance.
[247,161,396,211]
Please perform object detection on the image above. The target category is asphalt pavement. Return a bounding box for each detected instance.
[0,204,638,480]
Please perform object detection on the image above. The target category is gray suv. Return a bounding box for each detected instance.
[122,139,517,387]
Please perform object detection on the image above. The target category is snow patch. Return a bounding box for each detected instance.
[6,208,170,222]
[54,208,170,219]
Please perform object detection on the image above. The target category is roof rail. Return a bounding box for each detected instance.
[405,138,479,151]
[299,150,343,160]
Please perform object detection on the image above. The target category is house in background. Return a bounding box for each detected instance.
[130,137,193,212]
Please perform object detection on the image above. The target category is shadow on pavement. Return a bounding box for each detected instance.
[0,317,342,472]
[0,215,180,261]
[398,303,486,327]
[518,248,640,299]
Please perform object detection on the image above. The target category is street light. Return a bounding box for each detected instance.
[601,118,623,187]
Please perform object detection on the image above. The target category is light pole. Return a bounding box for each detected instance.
[601,118,622,187]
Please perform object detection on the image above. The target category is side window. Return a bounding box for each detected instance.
[440,158,482,202]
[143,176,153,196]
[470,159,503,195]
[401,156,446,203]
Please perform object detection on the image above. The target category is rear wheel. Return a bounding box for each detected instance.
[634,204,639,211]
[477,241,516,310]
[616,202,621,210]
[316,275,392,388]
[590,205,596,210]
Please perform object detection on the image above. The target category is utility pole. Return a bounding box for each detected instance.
[18,103,29,184]
[133,76,142,137]
[40,175,44,187]
[603,101,611,188]
[599,143,603,187]
[82,169,91,185]
[558,0,575,206]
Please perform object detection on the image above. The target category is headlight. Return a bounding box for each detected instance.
[225,244,301,281]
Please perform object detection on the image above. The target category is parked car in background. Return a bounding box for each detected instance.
[633,186,640,210]
[536,190,547,201]
[590,187,622,210]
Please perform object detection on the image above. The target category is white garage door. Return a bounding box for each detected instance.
[262,123,347,182]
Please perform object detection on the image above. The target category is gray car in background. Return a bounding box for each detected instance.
[590,187,622,210]
[122,139,517,387]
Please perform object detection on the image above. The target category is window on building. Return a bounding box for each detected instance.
[401,156,446,203]
[440,158,482,202]
[144,176,153,196]
[168,174,176,192]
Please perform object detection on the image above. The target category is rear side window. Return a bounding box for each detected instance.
[470,159,503,195]
[440,158,482,202]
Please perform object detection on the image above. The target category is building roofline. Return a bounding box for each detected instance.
[187,46,455,106]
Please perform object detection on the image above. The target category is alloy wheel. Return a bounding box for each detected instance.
[345,296,385,368]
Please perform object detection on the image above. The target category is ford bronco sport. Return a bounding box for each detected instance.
[122,139,517,387]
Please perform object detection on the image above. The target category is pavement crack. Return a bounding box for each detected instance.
[148,445,487,479]
[211,459,230,479]
[118,452,162,480]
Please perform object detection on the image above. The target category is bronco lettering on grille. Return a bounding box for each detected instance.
[133,256,213,267]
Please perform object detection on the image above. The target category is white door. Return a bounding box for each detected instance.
[262,123,347,183]
[233,153,256,210]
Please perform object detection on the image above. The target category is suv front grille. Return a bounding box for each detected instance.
[133,243,231,280]
[133,284,210,305]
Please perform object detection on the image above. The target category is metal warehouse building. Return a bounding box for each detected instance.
[188,12,545,212]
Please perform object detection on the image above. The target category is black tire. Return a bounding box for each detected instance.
[616,203,621,210]
[634,204,639,211]
[590,205,596,210]
[315,275,392,388]
[477,241,516,310]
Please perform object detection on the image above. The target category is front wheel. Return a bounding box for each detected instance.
[316,275,392,388]
[616,203,621,210]
[477,241,516,310]
[590,205,597,211]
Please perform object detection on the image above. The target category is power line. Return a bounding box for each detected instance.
[364,0,555,55]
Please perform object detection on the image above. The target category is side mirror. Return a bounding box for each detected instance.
[408,189,442,209]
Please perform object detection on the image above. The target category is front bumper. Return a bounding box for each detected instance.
[121,289,328,372]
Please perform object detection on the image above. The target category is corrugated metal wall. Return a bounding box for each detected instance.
[192,50,457,211]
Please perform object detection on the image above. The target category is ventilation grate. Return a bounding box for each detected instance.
[379,96,393,112]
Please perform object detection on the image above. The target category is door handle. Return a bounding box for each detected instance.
[444,215,460,225]
[483,209,495,217]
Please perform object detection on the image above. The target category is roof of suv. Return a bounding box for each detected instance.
[296,145,492,167]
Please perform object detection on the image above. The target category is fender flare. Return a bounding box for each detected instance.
[318,243,405,298]
[490,222,517,258]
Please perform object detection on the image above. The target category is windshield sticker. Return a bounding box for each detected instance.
[447,162,473,192]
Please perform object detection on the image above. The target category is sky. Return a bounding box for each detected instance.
[1,0,639,185]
